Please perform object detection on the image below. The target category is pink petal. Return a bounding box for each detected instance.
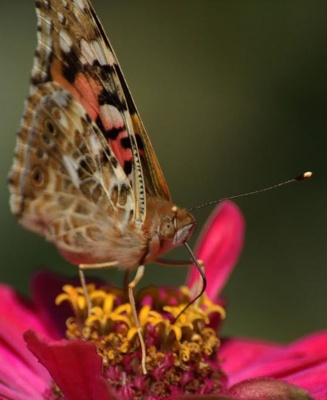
[0,285,51,398]
[24,330,117,400]
[220,337,281,378]
[286,362,327,399]
[274,332,327,397]
[0,285,51,338]
[285,331,327,356]
[223,332,327,389]
[186,201,245,300]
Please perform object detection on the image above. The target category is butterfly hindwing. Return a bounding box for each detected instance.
[10,82,140,263]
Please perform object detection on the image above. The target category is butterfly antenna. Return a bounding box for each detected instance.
[188,171,312,211]
[175,171,312,321]
[174,242,207,322]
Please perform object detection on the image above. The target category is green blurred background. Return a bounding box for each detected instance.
[0,1,326,343]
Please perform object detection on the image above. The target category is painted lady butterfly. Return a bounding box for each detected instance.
[9,0,203,373]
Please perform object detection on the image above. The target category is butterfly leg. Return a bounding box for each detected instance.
[128,265,147,375]
[79,261,119,316]
[78,268,92,315]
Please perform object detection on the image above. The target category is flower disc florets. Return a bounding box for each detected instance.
[56,283,227,399]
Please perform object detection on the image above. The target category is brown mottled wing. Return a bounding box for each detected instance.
[9,82,136,262]
[30,0,171,223]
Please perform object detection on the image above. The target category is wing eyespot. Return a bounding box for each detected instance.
[31,165,47,188]
[45,119,56,135]
[41,133,51,145]
[36,148,45,159]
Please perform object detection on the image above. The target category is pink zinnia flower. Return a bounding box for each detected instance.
[1,201,326,399]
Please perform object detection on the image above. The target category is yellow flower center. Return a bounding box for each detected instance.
[56,283,226,398]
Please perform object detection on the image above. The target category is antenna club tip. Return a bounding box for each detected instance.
[296,171,313,181]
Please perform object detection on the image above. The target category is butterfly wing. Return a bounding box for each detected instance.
[30,0,171,223]
[10,81,147,265]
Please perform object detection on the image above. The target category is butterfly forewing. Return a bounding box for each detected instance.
[32,0,170,219]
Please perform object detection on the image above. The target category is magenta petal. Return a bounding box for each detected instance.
[0,285,51,338]
[286,362,327,400]
[276,333,327,398]
[0,285,51,398]
[284,331,327,356]
[224,332,327,387]
[226,378,312,400]
[220,337,281,377]
[24,330,117,400]
[186,201,245,300]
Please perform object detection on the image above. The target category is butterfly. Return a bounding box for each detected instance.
[9,0,205,373]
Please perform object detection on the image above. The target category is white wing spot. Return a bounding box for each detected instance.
[90,40,109,66]
[59,29,73,54]
[80,39,114,66]
[101,104,123,128]
[104,46,116,66]
[53,90,69,107]
[89,134,103,156]
[51,93,69,130]
[80,39,94,65]
[63,155,80,189]
[74,0,85,11]
[114,162,130,184]
[58,12,65,24]
[43,20,53,36]
[58,112,68,130]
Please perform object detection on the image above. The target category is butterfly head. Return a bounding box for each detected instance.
[158,205,196,247]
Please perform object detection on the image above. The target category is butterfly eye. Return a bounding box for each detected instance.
[158,217,175,240]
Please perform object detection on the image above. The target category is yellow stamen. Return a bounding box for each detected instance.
[55,284,225,373]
